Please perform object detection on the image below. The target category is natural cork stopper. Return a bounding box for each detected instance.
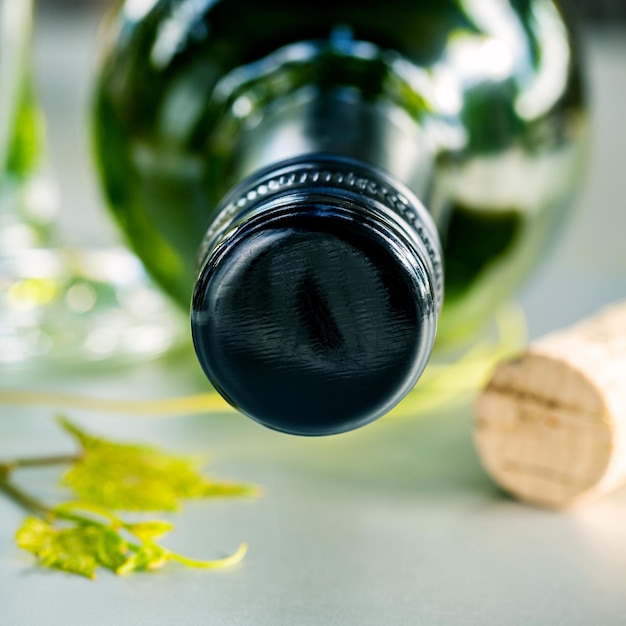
[474,301,626,510]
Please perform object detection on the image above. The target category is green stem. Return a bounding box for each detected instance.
[0,453,81,519]
[55,502,123,527]
[0,452,83,522]
[169,541,248,569]
[0,473,126,535]
[0,476,52,518]
[0,453,80,475]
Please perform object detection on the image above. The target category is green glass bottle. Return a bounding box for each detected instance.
[93,0,587,435]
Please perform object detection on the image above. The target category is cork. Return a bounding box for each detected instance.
[474,301,626,510]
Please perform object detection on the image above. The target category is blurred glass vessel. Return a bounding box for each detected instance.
[0,0,184,370]
[93,0,587,434]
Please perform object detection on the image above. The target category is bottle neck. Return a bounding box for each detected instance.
[202,38,446,300]
[191,39,446,434]
[197,155,443,316]
[230,87,434,202]
[209,38,443,205]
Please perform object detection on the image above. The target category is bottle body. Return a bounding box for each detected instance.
[93,0,587,432]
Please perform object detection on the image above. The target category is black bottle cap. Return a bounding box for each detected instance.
[191,157,441,436]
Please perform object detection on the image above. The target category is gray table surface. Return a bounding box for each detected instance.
[1,8,626,626]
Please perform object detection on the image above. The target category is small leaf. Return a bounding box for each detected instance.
[16,517,101,579]
[116,542,169,576]
[95,528,128,571]
[124,520,174,542]
[15,517,54,556]
[58,418,260,511]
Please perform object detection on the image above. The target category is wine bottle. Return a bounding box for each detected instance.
[93,0,587,435]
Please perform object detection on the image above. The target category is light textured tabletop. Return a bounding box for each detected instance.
[1,9,626,626]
